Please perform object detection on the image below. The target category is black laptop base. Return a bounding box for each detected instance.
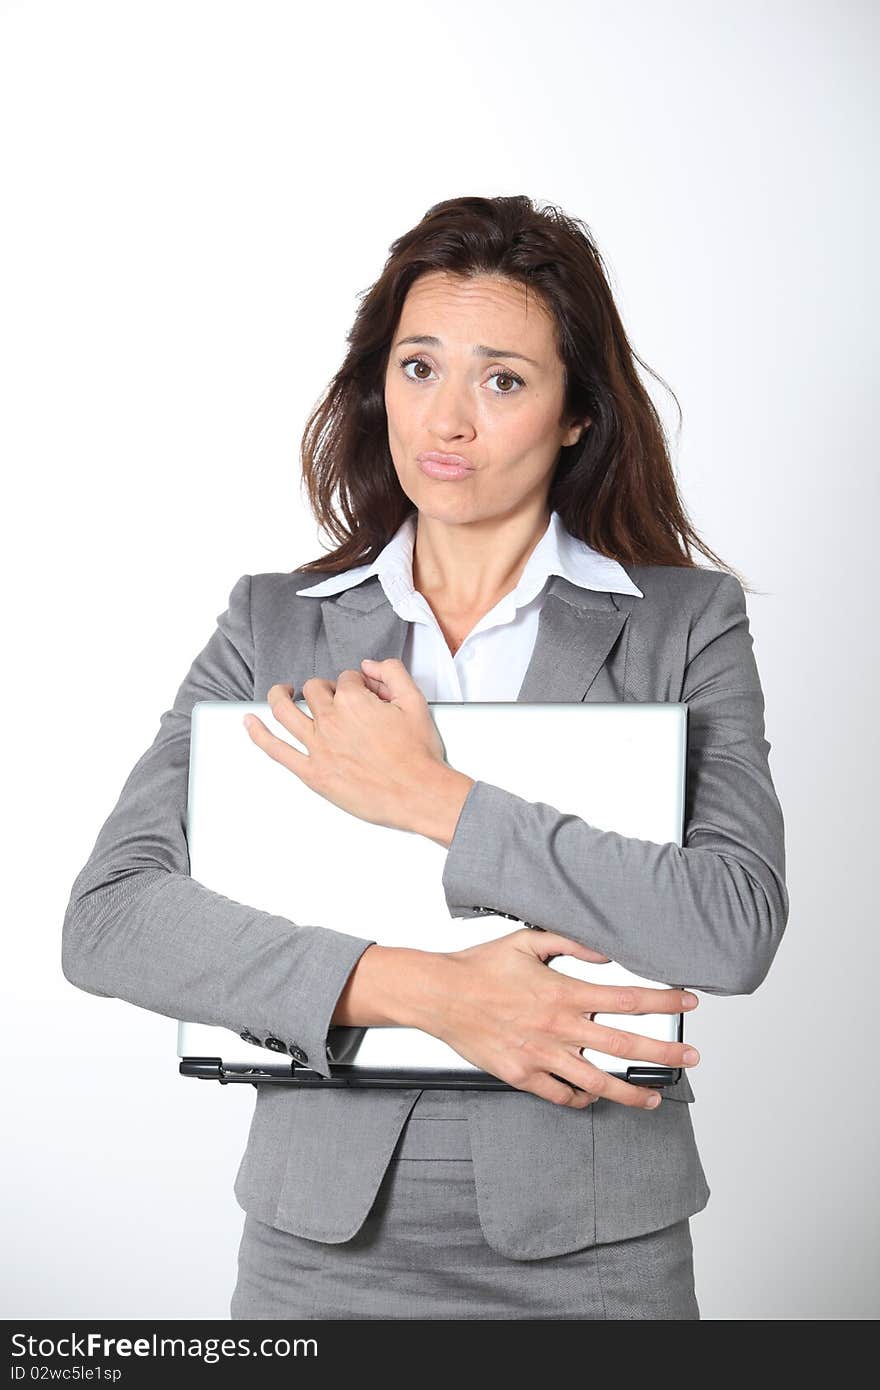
[180,1057,680,1089]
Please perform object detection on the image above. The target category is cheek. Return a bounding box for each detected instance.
[486,399,554,452]
[384,378,412,434]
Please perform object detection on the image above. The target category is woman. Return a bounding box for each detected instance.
[61,195,788,1320]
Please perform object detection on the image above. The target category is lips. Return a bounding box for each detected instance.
[417,452,475,469]
[416,454,476,481]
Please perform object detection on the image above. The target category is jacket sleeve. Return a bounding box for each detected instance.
[440,572,789,996]
[60,573,376,1079]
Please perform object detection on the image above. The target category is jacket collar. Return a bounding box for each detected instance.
[296,511,644,702]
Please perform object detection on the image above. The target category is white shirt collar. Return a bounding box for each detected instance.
[295,509,644,606]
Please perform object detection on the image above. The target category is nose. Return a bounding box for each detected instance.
[424,374,477,442]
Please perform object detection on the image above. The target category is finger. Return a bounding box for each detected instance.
[362,670,394,702]
[243,712,313,782]
[523,1073,597,1109]
[572,1022,699,1070]
[556,1057,663,1110]
[573,983,698,1016]
[359,656,423,709]
[361,656,416,687]
[265,683,320,743]
[522,933,698,1014]
[296,676,337,717]
[519,928,612,966]
[336,668,374,692]
[361,671,394,702]
[360,660,390,690]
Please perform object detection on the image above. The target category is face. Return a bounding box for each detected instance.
[383,271,587,524]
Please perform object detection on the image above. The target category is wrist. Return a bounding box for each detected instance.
[407,763,475,848]
[331,944,453,1032]
[392,947,456,1035]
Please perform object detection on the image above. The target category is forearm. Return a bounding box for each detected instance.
[331,943,450,1032]
[443,780,787,993]
[440,576,790,997]
[62,865,376,1078]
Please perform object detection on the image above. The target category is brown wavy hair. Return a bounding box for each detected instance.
[295,194,750,591]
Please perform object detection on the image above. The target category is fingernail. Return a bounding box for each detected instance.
[646,1093,662,1108]
[243,715,254,731]
[683,1048,700,1064]
[683,992,698,1007]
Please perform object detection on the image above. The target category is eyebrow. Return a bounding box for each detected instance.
[394,334,540,367]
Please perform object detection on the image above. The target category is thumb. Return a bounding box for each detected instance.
[522,928,611,966]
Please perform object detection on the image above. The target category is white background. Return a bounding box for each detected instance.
[1,0,876,1320]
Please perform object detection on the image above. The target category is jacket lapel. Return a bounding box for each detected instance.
[319,572,636,703]
[516,579,634,702]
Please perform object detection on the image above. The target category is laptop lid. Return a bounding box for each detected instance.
[178,701,687,1089]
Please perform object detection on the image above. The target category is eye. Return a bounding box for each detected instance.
[485,367,525,395]
[399,355,435,383]
[398,356,525,396]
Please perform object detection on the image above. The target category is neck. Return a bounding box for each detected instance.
[411,506,552,612]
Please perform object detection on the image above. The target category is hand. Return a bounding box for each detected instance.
[415,928,700,1110]
[243,658,458,834]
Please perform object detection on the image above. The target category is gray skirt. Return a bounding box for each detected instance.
[230,1089,700,1321]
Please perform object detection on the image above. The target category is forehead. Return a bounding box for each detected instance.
[398,271,556,351]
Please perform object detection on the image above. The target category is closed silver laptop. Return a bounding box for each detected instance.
[178,700,688,1089]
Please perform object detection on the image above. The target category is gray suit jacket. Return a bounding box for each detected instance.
[61,561,788,1260]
